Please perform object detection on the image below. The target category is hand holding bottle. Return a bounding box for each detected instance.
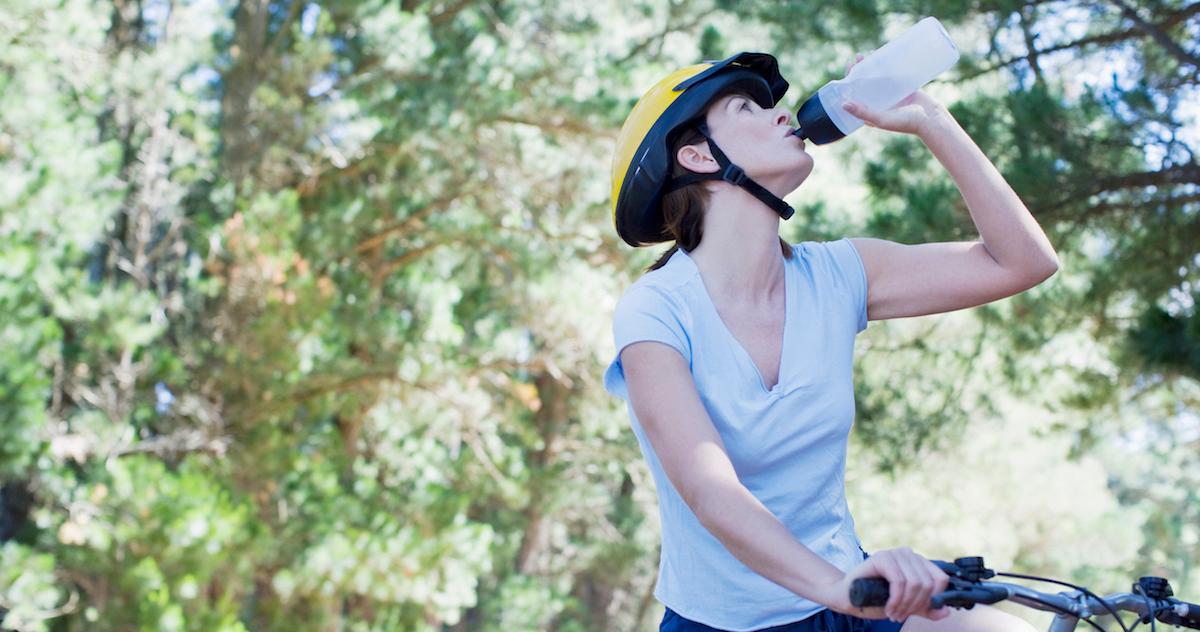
[840,52,950,138]
[793,17,960,144]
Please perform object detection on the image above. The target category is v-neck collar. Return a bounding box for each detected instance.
[675,248,792,395]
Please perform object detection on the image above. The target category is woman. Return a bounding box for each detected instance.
[604,52,1057,632]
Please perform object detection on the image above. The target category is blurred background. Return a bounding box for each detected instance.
[0,0,1197,630]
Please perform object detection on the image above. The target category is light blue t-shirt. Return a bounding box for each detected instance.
[604,239,870,632]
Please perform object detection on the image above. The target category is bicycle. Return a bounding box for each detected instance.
[850,555,1200,631]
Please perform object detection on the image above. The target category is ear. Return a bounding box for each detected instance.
[676,141,719,175]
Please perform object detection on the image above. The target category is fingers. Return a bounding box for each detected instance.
[842,101,875,126]
[869,551,905,621]
[928,606,952,621]
[877,548,947,622]
[845,52,866,74]
[920,560,952,621]
[893,552,928,620]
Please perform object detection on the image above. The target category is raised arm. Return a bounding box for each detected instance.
[842,82,1059,321]
[620,341,948,621]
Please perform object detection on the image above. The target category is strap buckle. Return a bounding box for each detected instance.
[721,164,746,186]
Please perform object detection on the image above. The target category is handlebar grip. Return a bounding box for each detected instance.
[849,577,890,608]
[1159,601,1200,630]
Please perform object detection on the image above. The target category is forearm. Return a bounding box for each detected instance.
[625,347,851,609]
[918,108,1059,277]
[694,478,845,606]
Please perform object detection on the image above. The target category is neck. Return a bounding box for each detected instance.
[688,186,786,302]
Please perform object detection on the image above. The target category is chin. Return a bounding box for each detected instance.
[788,156,815,187]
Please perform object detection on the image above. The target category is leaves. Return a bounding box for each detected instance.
[0,0,1197,629]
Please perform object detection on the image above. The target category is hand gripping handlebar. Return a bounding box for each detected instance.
[849,556,1200,631]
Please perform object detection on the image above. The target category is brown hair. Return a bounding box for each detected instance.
[648,94,792,271]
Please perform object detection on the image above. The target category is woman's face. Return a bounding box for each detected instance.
[685,92,815,192]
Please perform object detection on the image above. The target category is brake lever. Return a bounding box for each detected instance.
[932,585,1010,609]
[936,557,995,582]
[928,557,999,608]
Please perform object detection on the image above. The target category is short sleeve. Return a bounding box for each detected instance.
[603,285,692,400]
[820,238,870,333]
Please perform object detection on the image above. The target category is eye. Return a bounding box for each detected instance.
[740,100,752,111]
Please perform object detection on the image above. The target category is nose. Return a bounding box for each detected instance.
[772,107,792,127]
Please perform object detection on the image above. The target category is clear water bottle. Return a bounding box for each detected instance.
[793,17,960,144]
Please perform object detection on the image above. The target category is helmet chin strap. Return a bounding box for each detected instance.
[664,122,796,220]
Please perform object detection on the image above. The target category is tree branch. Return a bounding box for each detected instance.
[428,0,474,27]
[612,6,722,66]
[489,114,606,138]
[265,0,306,50]
[353,190,460,256]
[1109,0,1200,73]
[1018,5,1046,84]
[1049,186,1200,236]
[285,368,400,404]
[110,431,231,458]
[1093,161,1200,191]
[960,3,1200,80]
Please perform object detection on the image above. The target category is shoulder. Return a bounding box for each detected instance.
[791,238,863,273]
[607,255,701,385]
[792,238,861,260]
[615,252,699,316]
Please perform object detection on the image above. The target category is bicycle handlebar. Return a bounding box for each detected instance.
[849,557,1200,630]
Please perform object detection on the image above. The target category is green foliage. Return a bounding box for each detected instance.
[0,543,62,632]
[1126,299,1200,381]
[0,0,1196,630]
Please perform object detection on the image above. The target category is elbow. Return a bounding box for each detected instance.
[1022,252,1060,289]
[687,479,739,535]
[686,483,721,528]
[1037,252,1061,282]
[1001,251,1059,295]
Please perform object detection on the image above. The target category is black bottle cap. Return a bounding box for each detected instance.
[795,92,846,145]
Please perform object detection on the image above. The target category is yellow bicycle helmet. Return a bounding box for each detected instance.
[611,52,794,247]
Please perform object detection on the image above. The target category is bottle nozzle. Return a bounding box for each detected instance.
[795,92,845,145]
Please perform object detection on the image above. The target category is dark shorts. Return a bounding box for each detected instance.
[660,606,904,632]
[658,548,906,632]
